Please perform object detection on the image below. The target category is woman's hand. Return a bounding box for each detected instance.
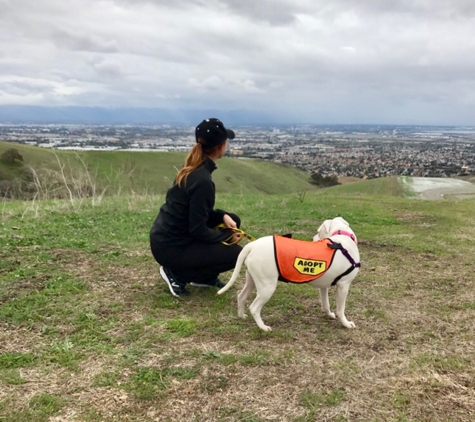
[223,214,241,244]
[223,214,237,229]
[231,231,242,243]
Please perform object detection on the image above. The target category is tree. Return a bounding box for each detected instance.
[1,148,23,164]
[309,172,340,188]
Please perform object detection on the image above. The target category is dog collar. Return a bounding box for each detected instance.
[331,230,357,244]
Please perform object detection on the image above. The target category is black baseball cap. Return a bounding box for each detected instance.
[195,118,235,148]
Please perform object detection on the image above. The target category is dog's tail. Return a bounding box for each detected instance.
[216,243,253,295]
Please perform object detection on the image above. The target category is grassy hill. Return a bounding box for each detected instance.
[327,175,407,197]
[0,141,317,197]
[1,181,475,421]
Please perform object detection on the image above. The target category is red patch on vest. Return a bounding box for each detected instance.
[274,235,337,283]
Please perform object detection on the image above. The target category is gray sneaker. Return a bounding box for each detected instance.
[160,267,189,297]
[190,278,226,289]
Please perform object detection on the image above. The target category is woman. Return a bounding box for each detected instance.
[150,118,242,297]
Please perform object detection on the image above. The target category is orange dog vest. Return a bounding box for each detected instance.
[274,235,337,283]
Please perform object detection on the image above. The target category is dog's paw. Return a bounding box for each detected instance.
[238,312,248,319]
[342,320,356,329]
[325,311,336,319]
[260,325,272,332]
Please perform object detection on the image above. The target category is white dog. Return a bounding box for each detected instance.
[217,217,360,331]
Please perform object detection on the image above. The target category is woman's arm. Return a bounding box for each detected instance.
[188,182,230,243]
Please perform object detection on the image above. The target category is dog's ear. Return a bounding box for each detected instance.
[314,219,332,240]
[334,216,349,227]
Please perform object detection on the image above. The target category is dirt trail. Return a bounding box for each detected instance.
[418,186,475,200]
[400,176,475,200]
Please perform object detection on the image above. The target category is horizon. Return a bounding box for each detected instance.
[1,105,474,128]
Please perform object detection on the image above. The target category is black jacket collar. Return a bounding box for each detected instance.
[203,156,217,173]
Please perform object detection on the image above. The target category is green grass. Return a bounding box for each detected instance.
[1,179,475,421]
[0,353,36,369]
[331,175,406,197]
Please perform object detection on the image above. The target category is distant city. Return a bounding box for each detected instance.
[1,124,475,179]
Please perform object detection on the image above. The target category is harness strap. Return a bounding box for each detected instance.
[331,229,357,244]
[327,240,361,286]
[331,265,357,286]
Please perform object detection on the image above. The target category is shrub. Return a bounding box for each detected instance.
[309,172,340,188]
[1,148,23,164]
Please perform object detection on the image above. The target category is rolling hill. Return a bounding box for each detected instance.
[0,141,317,197]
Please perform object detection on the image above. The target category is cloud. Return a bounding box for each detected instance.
[52,30,119,53]
[0,0,474,124]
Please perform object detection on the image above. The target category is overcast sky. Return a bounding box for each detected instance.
[1,0,475,125]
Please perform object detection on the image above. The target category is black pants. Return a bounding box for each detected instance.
[150,213,242,285]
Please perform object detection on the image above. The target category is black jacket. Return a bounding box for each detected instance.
[150,157,230,246]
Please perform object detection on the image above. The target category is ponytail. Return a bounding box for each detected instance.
[176,143,205,187]
[176,140,223,187]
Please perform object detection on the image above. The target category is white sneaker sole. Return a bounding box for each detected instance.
[160,266,180,297]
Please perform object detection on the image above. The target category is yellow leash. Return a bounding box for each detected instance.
[214,223,257,246]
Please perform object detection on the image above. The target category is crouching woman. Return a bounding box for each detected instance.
[150,118,242,296]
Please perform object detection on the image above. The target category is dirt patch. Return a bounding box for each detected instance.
[400,176,475,200]
[338,176,360,185]
[418,186,475,200]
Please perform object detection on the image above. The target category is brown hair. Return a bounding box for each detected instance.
[176,139,221,187]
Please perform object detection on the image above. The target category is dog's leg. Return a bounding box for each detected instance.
[319,287,336,319]
[249,282,277,332]
[237,271,255,319]
[335,282,355,328]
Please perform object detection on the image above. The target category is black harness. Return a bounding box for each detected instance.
[327,240,361,286]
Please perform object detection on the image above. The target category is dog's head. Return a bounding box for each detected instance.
[313,217,356,242]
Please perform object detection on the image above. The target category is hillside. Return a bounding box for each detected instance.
[0,141,317,197]
[311,175,475,200]
[1,189,475,421]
